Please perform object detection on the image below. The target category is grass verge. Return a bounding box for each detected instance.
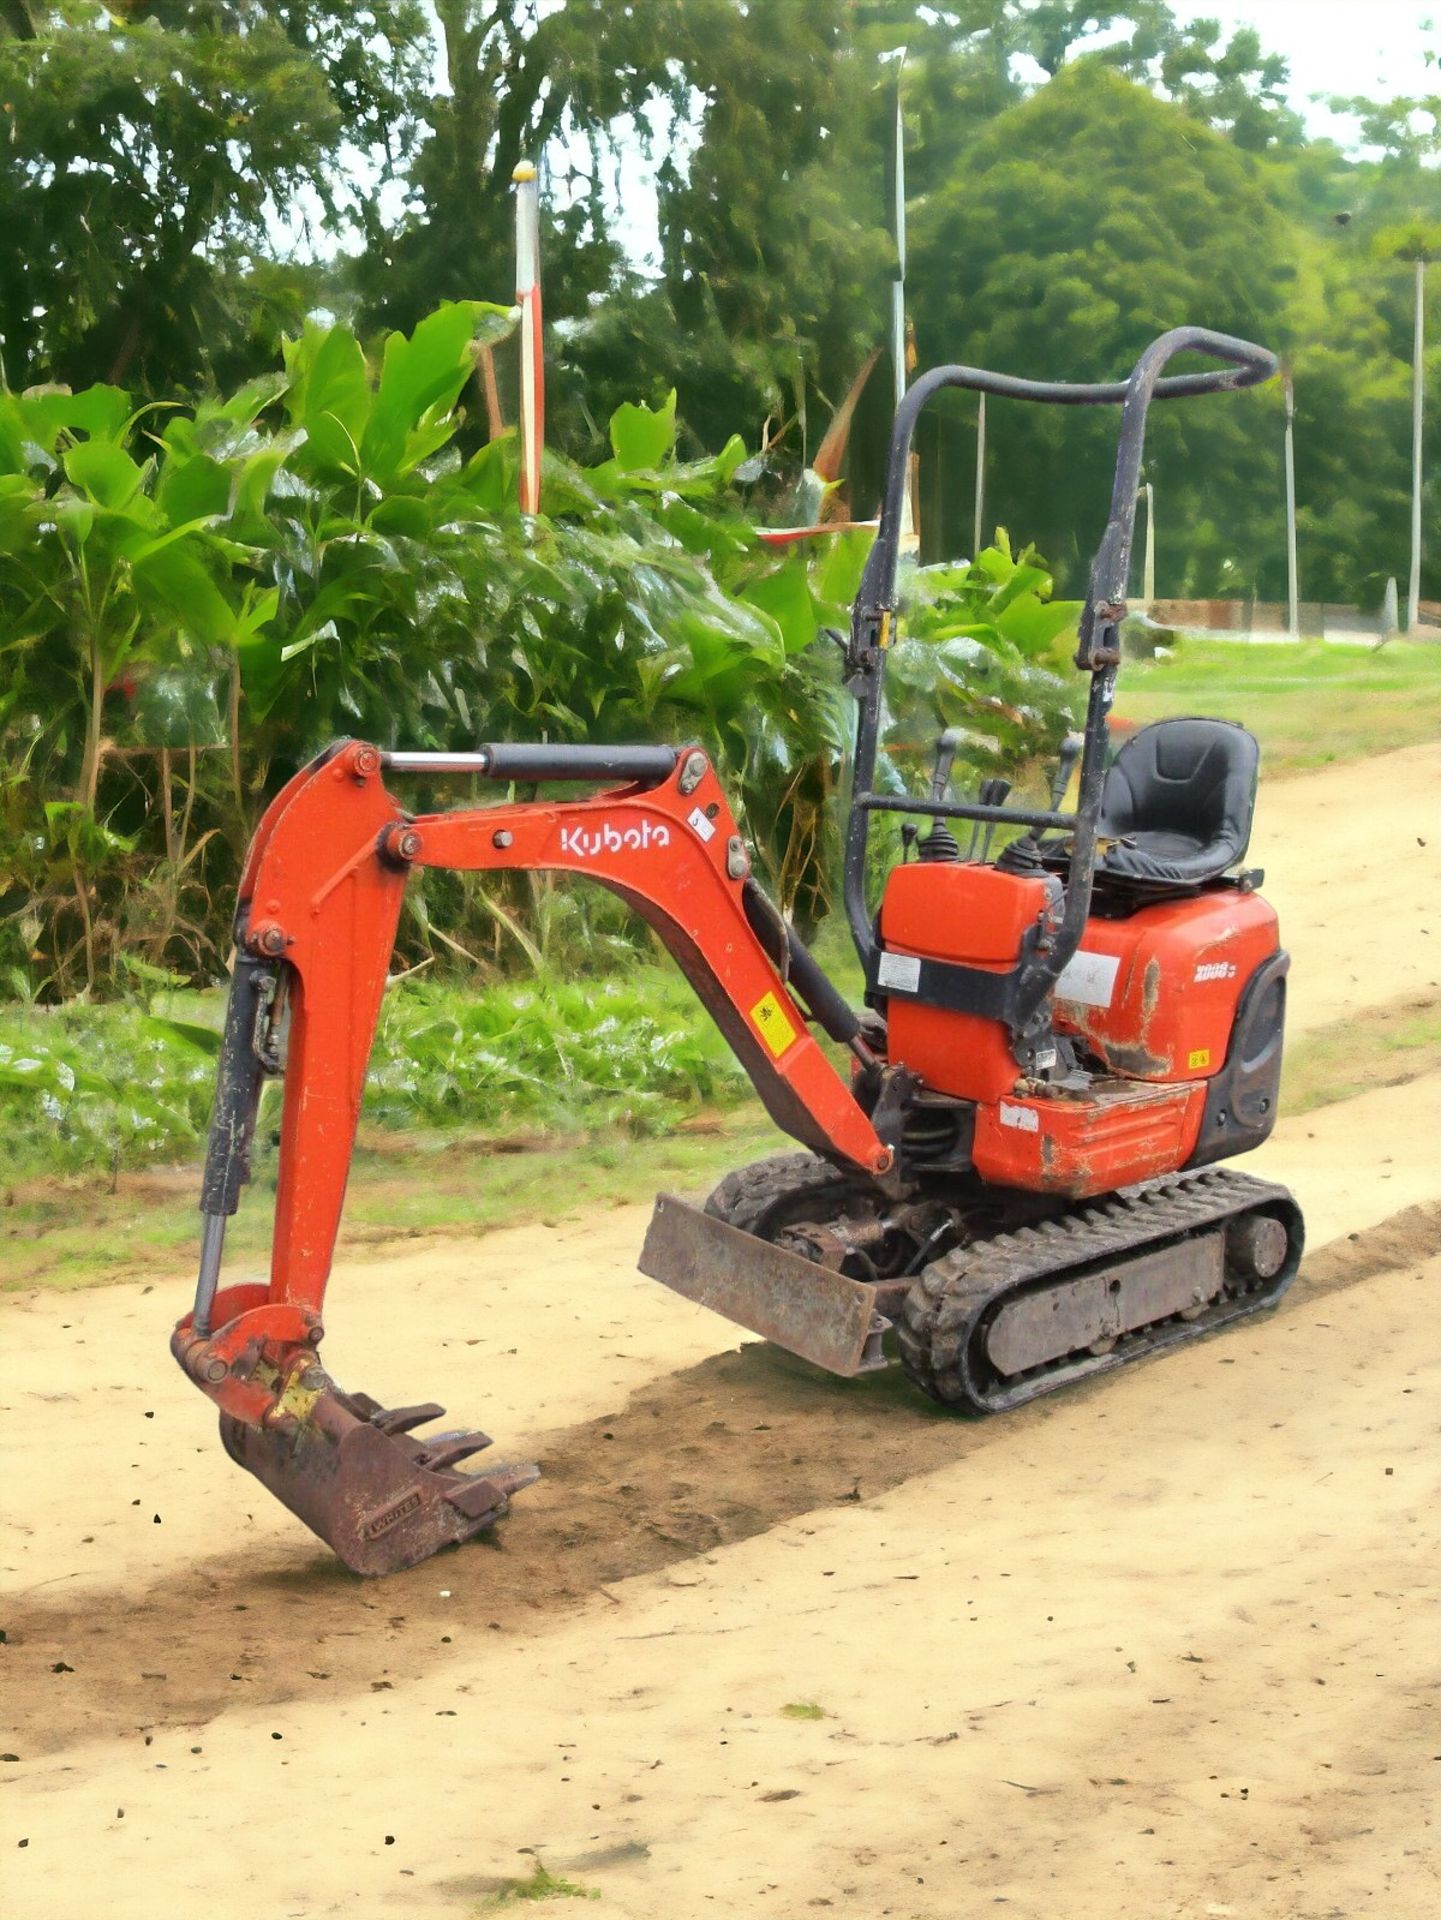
[1280,996,1441,1116]
[5,990,1438,1295]
[0,1111,787,1293]
[1114,637,1441,775]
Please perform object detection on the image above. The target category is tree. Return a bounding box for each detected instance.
[352,0,731,339]
[907,62,1296,592]
[558,2,1309,479]
[0,1,431,392]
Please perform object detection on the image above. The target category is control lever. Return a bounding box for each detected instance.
[917,728,967,864]
[928,727,964,803]
[964,776,1009,860]
[977,778,1013,863]
[1049,731,1085,810]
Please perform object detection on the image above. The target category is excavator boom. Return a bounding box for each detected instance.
[172,738,889,1573]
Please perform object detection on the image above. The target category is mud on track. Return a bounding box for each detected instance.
[8,1198,1439,1763]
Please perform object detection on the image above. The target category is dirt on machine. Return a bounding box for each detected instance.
[171,326,1304,1576]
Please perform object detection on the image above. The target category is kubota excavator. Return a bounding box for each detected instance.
[172,327,1303,1576]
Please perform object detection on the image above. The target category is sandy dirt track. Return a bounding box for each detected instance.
[1250,740,1441,1033]
[2,743,1439,1920]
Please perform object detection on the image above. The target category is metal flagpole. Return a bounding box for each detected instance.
[891,48,906,417]
[1407,256,1425,632]
[890,48,919,552]
[1142,480,1156,608]
[1284,372,1299,639]
[513,159,544,518]
[973,394,986,557]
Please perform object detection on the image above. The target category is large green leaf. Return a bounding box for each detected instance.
[609,390,678,471]
[128,536,239,648]
[157,450,232,525]
[994,592,1083,656]
[739,557,818,656]
[63,438,145,508]
[19,384,131,451]
[361,301,515,483]
[813,524,875,611]
[284,323,371,476]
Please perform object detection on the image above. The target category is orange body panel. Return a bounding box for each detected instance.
[880,862,1052,1102]
[1053,889,1279,1082]
[876,861,1281,1199]
[972,1079,1206,1198]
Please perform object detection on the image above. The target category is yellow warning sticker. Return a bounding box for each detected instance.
[1187,1047,1211,1070]
[751,991,799,1058]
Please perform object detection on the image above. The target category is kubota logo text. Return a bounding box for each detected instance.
[559,819,671,858]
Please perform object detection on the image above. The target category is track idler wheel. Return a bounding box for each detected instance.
[218,1373,539,1577]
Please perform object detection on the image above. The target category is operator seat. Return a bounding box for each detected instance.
[1096,717,1259,890]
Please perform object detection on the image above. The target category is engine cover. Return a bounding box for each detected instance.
[1053,887,1280,1082]
[879,861,1054,1102]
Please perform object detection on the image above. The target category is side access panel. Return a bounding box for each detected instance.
[972,1078,1206,1198]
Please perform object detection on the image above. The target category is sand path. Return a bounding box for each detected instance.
[2,744,1439,1919]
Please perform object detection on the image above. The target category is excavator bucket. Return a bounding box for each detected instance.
[216,1370,539,1577]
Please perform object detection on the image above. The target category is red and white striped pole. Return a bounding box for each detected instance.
[513,158,545,516]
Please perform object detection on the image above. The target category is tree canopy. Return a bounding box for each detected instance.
[0,0,1437,602]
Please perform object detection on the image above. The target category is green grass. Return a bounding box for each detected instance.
[0,1111,787,1292]
[779,1701,828,1720]
[1280,997,1441,1117]
[1116,637,1441,775]
[0,963,754,1186]
[478,1862,601,1909]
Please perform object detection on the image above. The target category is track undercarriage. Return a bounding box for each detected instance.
[643,1154,1303,1415]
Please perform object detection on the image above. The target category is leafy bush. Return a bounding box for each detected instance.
[1,302,1079,998]
[0,304,885,991]
[0,1002,221,1173]
[0,969,749,1177]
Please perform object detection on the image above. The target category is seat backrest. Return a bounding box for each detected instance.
[1099,717,1259,865]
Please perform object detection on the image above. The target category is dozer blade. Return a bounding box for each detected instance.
[640,1192,889,1376]
[218,1372,539,1577]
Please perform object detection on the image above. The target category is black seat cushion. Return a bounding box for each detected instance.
[1096,717,1259,887]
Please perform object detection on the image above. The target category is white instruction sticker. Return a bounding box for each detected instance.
[876,950,922,994]
[1055,948,1121,1009]
[999,1101,1040,1133]
[687,805,716,843]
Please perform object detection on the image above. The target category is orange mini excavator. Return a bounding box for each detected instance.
[173,328,1303,1575]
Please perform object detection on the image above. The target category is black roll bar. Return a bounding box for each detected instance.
[842,326,1277,1039]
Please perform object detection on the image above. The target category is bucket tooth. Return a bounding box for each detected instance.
[366,1401,449,1436]
[447,1461,540,1518]
[216,1371,538,1576]
[417,1430,495,1472]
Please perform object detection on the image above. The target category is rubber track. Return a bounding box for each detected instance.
[703,1153,856,1235]
[896,1166,1303,1413]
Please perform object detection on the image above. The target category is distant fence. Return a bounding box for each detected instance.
[1146,598,1441,636]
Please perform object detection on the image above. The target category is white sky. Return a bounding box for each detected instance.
[1144,0,1434,148]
